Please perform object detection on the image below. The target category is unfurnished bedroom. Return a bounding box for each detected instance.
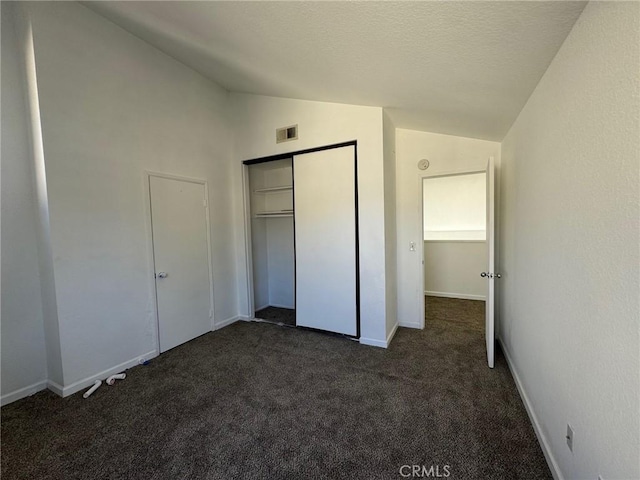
[1,2,638,480]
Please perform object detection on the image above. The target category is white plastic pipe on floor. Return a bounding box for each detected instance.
[106,373,126,386]
[83,380,101,399]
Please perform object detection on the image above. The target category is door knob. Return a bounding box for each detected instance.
[481,272,502,279]
[156,272,168,279]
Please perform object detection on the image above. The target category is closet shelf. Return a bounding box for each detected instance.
[254,211,293,218]
[253,185,293,194]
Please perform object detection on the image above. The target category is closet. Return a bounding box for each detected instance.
[249,158,295,326]
[245,144,359,337]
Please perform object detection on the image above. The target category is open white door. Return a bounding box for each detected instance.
[484,156,496,368]
[293,146,357,336]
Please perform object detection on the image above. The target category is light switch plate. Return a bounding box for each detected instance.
[566,424,574,452]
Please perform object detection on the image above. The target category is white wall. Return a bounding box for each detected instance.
[424,241,486,300]
[12,3,66,390]
[1,3,48,404]
[396,129,500,328]
[498,3,639,479]
[19,2,236,393]
[231,94,390,345]
[266,219,294,309]
[423,173,486,240]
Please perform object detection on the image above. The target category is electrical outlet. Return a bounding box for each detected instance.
[566,424,574,452]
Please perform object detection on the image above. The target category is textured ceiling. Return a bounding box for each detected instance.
[85,1,586,141]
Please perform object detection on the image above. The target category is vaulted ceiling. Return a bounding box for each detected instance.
[85,1,586,141]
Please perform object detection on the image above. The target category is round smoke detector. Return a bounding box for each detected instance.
[417,158,430,170]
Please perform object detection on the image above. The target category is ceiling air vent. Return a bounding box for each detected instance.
[276,124,298,144]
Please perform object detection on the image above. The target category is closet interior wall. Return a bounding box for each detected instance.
[248,159,295,315]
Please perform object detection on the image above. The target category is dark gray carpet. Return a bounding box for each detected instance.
[255,306,296,327]
[1,297,551,479]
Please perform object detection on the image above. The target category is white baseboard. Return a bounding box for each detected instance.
[1,380,48,406]
[425,290,486,301]
[214,315,241,330]
[267,303,294,310]
[359,337,387,348]
[386,322,399,347]
[255,303,294,312]
[47,380,64,397]
[360,326,397,349]
[498,337,563,480]
[58,349,158,398]
[398,321,422,329]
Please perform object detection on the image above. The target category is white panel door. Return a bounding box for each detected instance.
[149,175,212,352]
[485,156,496,368]
[294,146,357,336]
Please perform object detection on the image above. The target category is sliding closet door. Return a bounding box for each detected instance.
[294,146,357,336]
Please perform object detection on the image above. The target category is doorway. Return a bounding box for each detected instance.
[422,172,487,301]
[148,173,214,353]
[421,158,496,367]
